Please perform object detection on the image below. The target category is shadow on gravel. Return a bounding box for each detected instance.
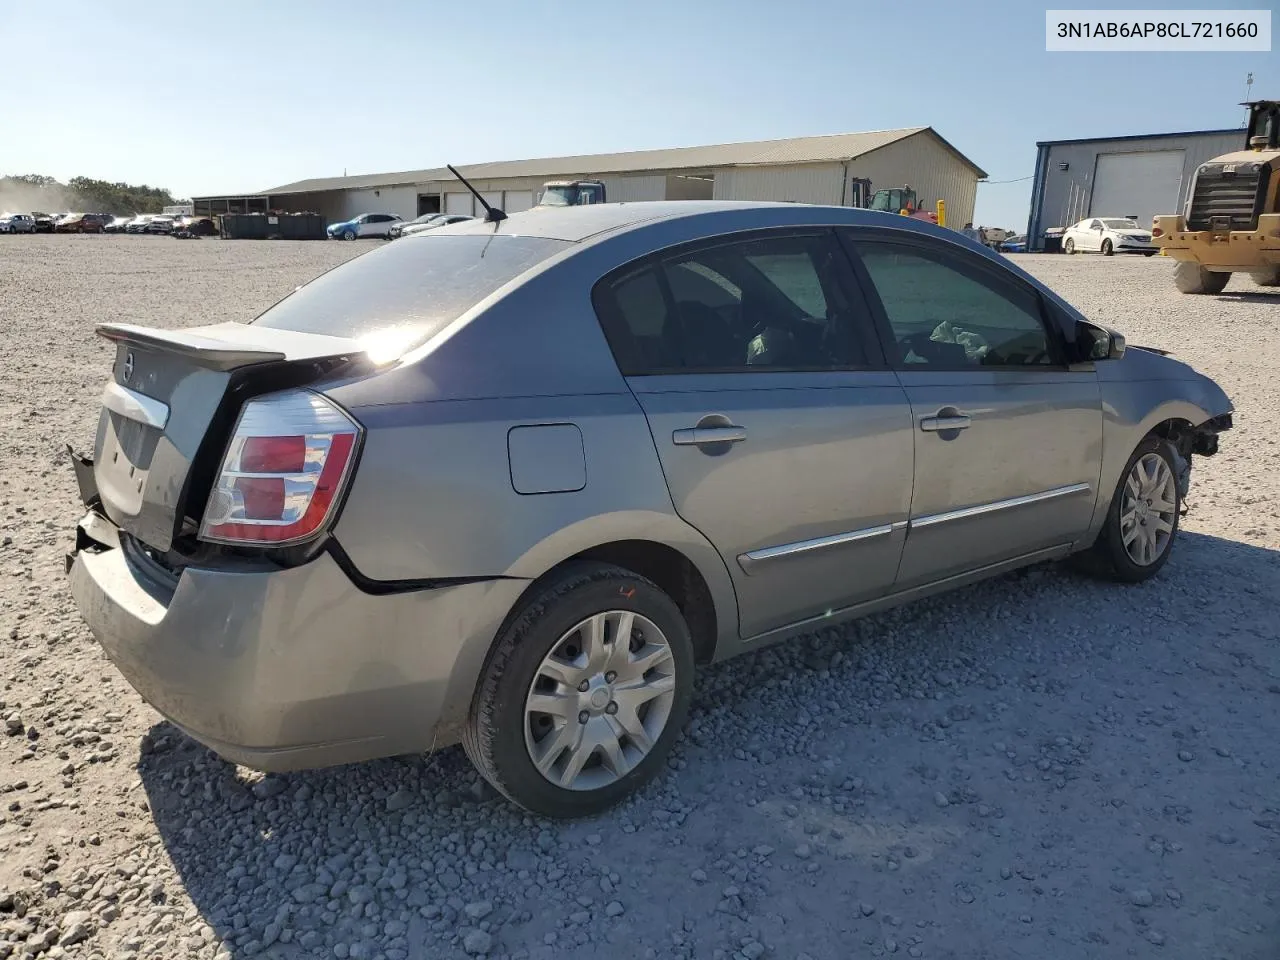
[1213,291,1280,304]
[136,529,1280,960]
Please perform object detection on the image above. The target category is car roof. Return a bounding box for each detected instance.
[437,200,961,244]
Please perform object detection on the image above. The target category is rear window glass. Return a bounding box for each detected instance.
[251,234,567,346]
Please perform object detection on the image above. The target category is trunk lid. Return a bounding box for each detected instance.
[92,322,367,552]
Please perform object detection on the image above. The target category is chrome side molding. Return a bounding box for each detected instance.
[910,482,1092,530]
[738,521,906,575]
[101,381,169,429]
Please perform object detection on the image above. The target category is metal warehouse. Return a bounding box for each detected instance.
[1026,128,1242,250]
[193,126,986,226]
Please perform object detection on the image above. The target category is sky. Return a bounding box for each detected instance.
[1,0,1275,230]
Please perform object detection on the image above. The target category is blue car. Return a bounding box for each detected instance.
[326,212,402,240]
[999,234,1027,253]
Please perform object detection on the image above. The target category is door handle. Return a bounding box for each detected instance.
[920,414,971,432]
[672,425,747,445]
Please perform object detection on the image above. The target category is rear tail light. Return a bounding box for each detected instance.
[199,390,361,546]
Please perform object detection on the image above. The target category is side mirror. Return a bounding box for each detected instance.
[1077,320,1126,361]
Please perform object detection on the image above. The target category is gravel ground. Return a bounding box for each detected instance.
[1,235,1278,960]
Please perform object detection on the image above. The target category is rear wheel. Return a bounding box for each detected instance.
[1144,251,1156,257]
[463,563,694,818]
[1101,239,1114,256]
[1249,267,1280,287]
[1173,261,1229,295]
[1064,238,1075,255]
[1079,436,1181,583]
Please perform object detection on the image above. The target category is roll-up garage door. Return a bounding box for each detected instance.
[480,192,502,214]
[503,190,534,213]
[1090,150,1185,226]
[445,192,473,215]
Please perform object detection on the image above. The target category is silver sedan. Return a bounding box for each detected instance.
[66,201,1233,817]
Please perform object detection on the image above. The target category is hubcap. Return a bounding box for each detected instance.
[1120,453,1177,566]
[524,609,676,791]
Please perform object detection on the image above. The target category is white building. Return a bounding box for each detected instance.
[193,127,986,226]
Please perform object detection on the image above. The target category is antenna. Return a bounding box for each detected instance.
[446,164,507,223]
[1243,72,1254,127]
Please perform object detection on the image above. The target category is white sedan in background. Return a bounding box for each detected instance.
[1063,217,1157,257]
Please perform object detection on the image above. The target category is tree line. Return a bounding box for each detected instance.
[0,174,183,215]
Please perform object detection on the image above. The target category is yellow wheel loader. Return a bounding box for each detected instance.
[1153,100,1280,293]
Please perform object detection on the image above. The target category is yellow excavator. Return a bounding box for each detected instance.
[1152,99,1280,293]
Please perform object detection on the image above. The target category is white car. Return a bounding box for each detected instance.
[0,213,36,234]
[1062,217,1156,257]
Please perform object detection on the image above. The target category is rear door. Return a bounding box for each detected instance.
[593,229,914,639]
[842,232,1102,588]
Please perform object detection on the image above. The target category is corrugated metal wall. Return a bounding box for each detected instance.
[339,186,419,220]
[848,132,978,226]
[597,175,667,202]
[713,163,845,204]
[1033,131,1243,242]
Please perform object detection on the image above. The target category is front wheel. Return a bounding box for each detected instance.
[1173,261,1229,294]
[463,563,694,818]
[1144,251,1156,257]
[1064,238,1075,255]
[342,227,356,240]
[1081,436,1182,583]
[1101,239,1114,256]
[1249,267,1280,287]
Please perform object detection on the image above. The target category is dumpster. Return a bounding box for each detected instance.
[220,212,327,240]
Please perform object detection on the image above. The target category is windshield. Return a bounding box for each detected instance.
[412,214,443,224]
[540,185,575,207]
[252,234,569,349]
[1102,219,1139,230]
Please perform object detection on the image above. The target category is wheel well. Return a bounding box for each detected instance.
[1149,418,1195,458]
[564,540,719,664]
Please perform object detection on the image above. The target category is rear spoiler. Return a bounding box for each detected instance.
[96,322,366,372]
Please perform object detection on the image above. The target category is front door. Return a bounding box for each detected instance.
[593,229,914,638]
[845,233,1103,587]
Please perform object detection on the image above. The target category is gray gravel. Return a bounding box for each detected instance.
[2,235,1278,959]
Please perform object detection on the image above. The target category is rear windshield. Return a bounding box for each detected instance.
[251,233,568,345]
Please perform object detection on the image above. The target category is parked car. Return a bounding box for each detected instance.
[31,212,55,233]
[999,234,1027,253]
[146,216,176,234]
[103,216,133,233]
[54,213,104,233]
[0,213,36,234]
[388,213,441,240]
[65,202,1233,817]
[400,213,473,239]
[1062,217,1156,256]
[326,212,403,240]
[173,217,218,238]
[124,215,155,234]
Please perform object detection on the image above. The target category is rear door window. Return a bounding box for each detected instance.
[594,231,874,374]
[252,234,568,345]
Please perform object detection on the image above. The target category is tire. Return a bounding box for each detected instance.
[1144,252,1156,257]
[1249,267,1280,287]
[1078,436,1182,583]
[463,562,695,818]
[1101,239,1113,256]
[1173,261,1229,295]
[342,227,356,241]
[1064,238,1075,255]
